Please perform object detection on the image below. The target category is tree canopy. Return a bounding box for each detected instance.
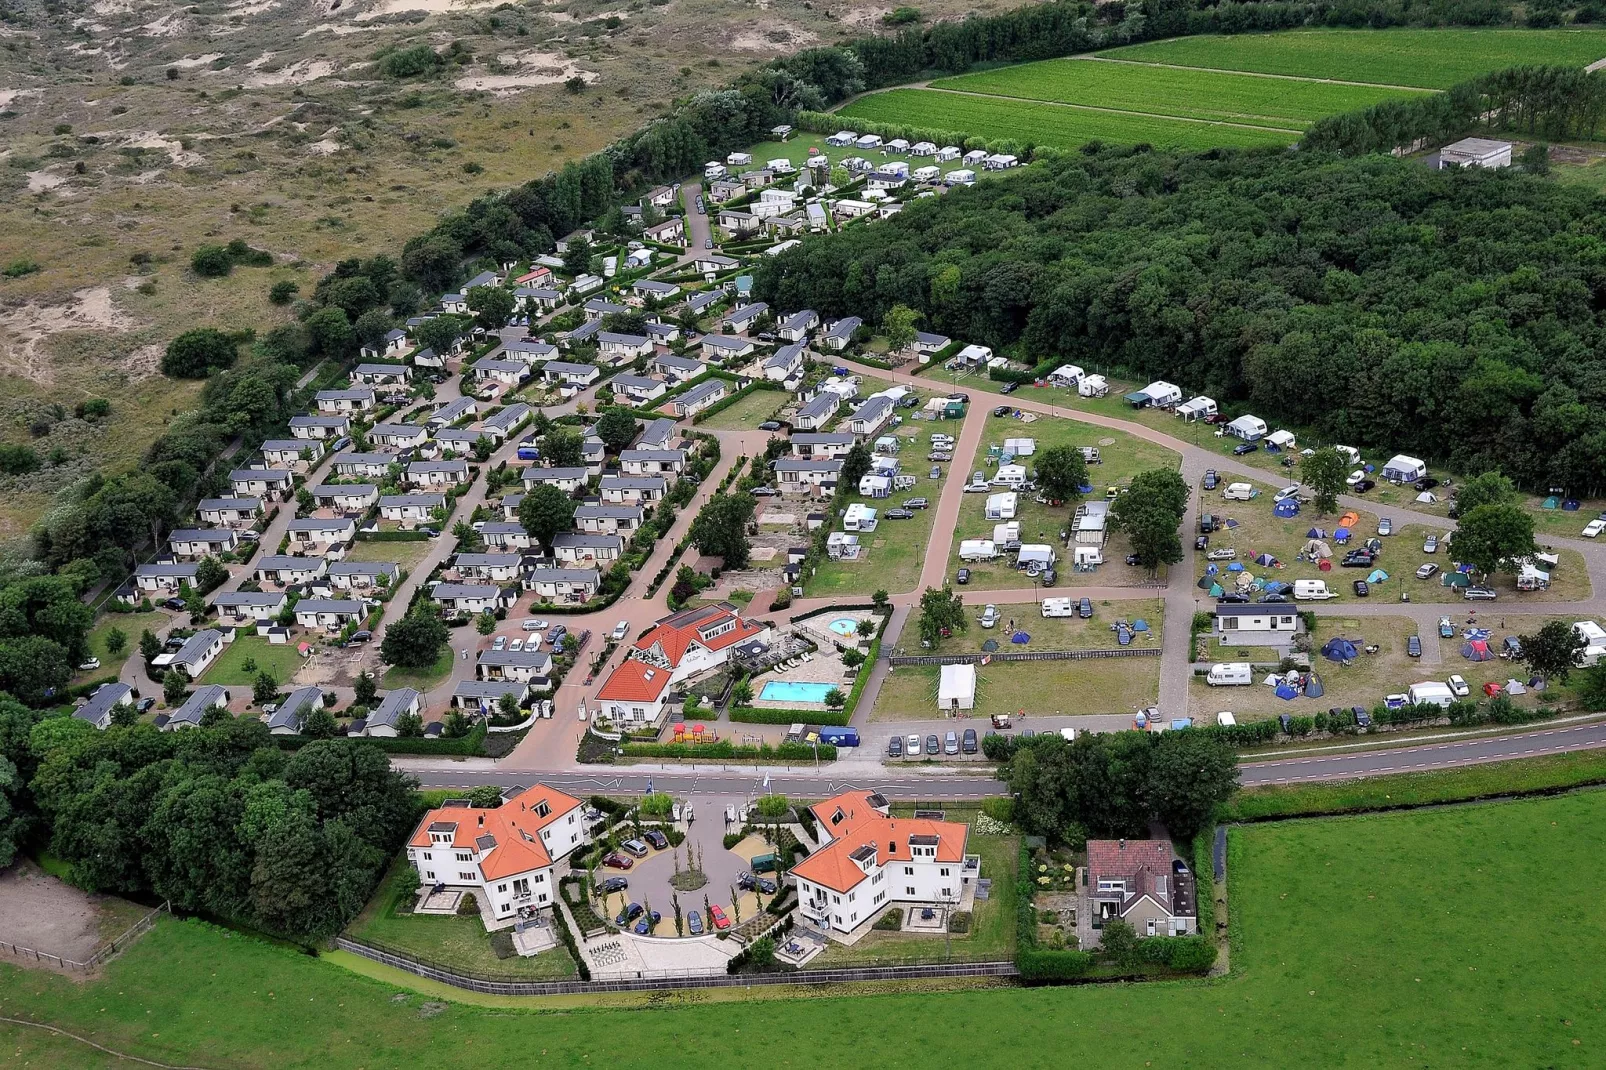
[380,610,449,670]
[162,329,238,379]
[689,494,756,569]
[517,484,578,554]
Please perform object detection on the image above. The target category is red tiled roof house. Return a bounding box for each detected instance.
[406,784,589,921]
[790,790,977,934]
[1086,838,1197,938]
[596,605,769,725]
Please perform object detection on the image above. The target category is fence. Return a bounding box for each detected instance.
[335,937,1016,995]
[888,648,1160,667]
[1,901,169,972]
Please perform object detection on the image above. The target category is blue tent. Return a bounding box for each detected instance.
[1205,563,1219,576]
[1543,496,1560,510]
[1274,499,1300,518]
[1254,552,1279,566]
[1322,637,1359,662]
[1227,562,1245,572]
[1275,683,1300,701]
[1307,527,1327,539]
[1132,619,1150,632]
[1264,580,1290,594]
[1304,673,1325,698]
[1209,583,1224,597]
[1367,568,1389,583]
[1462,639,1494,661]
[1077,483,1094,494]
[1223,518,1239,528]
[1564,499,1582,511]
[1011,631,1030,644]
[1334,526,1351,540]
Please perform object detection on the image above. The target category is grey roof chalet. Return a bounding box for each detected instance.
[552,532,624,552]
[230,468,292,484]
[409,459,470,475]
[526,566,601,585]
[780,310,818,332]
[601,475,666,490]
[612,374,664,393]
[566,319,603,342]
[256,554,324,574]
[334,452,395,471]
[766,343,805,369]
[793,432,855,447]
[76,683,133,727]
[574,504,644,522]
[478,522,527,534]
[454,552,522,569]
[369,422,428,440]
[199,497,262,513]
[655,354,703,375]
[465,270,500,290]
[171,528,236,545]
[430,583,503,600]
[290,415,349,429]
[353,363,410,378]
[725,302,768,326]
[678,381,727,407]
[329,560,401,580]
[597,331,649,347]
[453,680,528,703]
[524,466,588,484]
[431,427,481,448]
[585,299,630,317]
[701,334,751,353]
[478,648,554,671]
[268,686,324,733]
[171,629,223,671]
[213,591,287,609]
[849,395,894,425]
[483,403,531,432]
[514,287,561,303]
[823,316,863,341]
[644,322,679,340]
[915,330,950,348]
[620,448,685,464]
[261,439,315,455]
[170,684,231,729]
[474,357,529,376]
[683,290,724,313]
[316,387,375,403]
[545,360,599,378]
[776,458,842,473]
[380,493,447,510]
[504,339,558,360]
[312,483,377,499]
[289,517,353,533]
[430,396,476,424]
[370,688,421,730]
[295,598,364,615]
[137,562,199,580]
[634,280,679,296]
[797,394,840,420]
[638,418,677,449]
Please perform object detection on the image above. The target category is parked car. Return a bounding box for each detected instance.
[1415,476,1440,491]
[615,902,644,925]
[1447,674,1470,697]
[962,728,978,754]
[885,508,914,520]
[1465,586,1498,601]
[1195,535,1209,551]
[1423,534,1438,554]
[1078,597,1093,618]
[633,911,662,935]
[956,567,971,585]
[1377,517,1393,536]
[492,635,507,651]
[1416,562,1440,581]
[1202,469,1218,490]
[1232,442,1258,455]
[601,852,634,870]
[78,657,100,671]
[1257,593,1290,603]
[1439,616,1455,638]
[1000,381,1019,395]
[947,392,969,403]
[1585,519,1605,538]
[612,620,630,641]
[907,734,921,757]
[1206,548,1238,561]
[688,910,704,935]
[944,731,959,755]
[930,465,943,478]
[1351,478,1376,493]
[1218,593,1249,603]
[599,876,629,894]
[704,238,713,249]
[925,734,939,755]
[888,736,903,758]
[757,420,782,431]
[750,486,778,497]
[644,830,669,850]
[1352,706,1371,728]
[1353,579,1370,597]
[904,497,929,509]
[738,872,777,894]
[928,451,953,462]
[963,476,989,492]
[992,405,1011,417]
[979,604,1000,628]
[509,638,524,652]
[1341,550,1375,568]
[137,697,156,713]
[521,618,550,632]
[1407,635,1422,658]
[709,905,731,930]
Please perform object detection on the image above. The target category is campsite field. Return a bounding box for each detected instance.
[948,413,1179,590]
[836,90,1300,151]
[1097,27,1606,90]
[930,57,1418,128]
[915,598,1166,658]
[8,791,1606,1065]
[1197,614,1423,719]
[870,654,1161,721]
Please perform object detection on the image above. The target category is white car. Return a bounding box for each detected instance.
[521,618,551,631]
[77,657,101,671]
[1585,519,1606,538]
[509,638,524,652]
[1345,470,1366,486]
[1377,517,1393,536]
[978,604,1000,629]
[964,479,990,493]
[612,620,630,641]
[1274,484,1301,502]
[491,635,507,651]
[1423,534,1438,554]
[1447,674,1470,698]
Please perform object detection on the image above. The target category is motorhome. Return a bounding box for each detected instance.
[958,539,998,562]
[1041,598,1077,618]
[1206,662,1253,686]
[1407,681,1456,708]
[1223,482,1255,501]
[1293,579,1336,600]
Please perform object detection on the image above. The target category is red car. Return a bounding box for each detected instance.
[709,904,730,930]
[601,852,634,870]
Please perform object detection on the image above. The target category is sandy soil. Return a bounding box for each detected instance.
[353,0,504,21]
[454,50,593,94]
[0,286,141,386]
[727,23,819,52]
[0,863,105,964]
[25,169,67,194]
[239,58,338,88]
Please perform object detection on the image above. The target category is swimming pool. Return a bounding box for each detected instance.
[827,617,860,636]
[759,680,837,704]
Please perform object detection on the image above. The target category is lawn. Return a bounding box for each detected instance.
[931,55,1419,128]
[870,655,1160,721]
[382,647,455,692]
[949,411,1179,590]
[914,598,1165,658]
[698,388,786,431]
[837,89,1300,151]
[1098,27,1606,89]
[346,537,432,573]
[11,791,1606,1065]
[202,636,307,688]
[344,860,577,982]
[809,808,1017,968]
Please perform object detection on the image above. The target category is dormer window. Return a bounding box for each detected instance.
[535,800,551,818]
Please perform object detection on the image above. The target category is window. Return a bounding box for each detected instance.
[497,884,508,893]
[832,895,841,904]
[904,866,913,876]
[425,870,435,880]
[940,867,950,877]
[534,873,544,883]
[906,886,915,896]
[539,892,549,904]
[1147,919,1158,936]
[456,852,472,863]
[423,852,433,861]
[1222,618,1237,630]
[459,871,475,882]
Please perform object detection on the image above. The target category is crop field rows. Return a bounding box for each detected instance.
[839,27,1606,152]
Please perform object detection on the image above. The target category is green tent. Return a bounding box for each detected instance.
[1441,571,1471,588]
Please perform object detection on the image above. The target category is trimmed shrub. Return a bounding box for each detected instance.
[981,796,1015,823]
[728,706,852,726]
[948,910,971,934]
[873,907,904,931]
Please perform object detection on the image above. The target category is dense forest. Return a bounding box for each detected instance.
[754,145,1606,493]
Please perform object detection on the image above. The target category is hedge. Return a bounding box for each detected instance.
[1017,948,1095,982]
[621,740,837,761]
[273,721,487,756]
[549,902,589,981]
[728,706,852,726]
[1192,827,1216,940]
[841,615,888,720]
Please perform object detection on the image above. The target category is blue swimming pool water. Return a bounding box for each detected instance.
[759,680,836,703]
[827,617,859,636]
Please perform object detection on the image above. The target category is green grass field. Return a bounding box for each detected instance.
[9,790,1606,1065]
[202,636,307,689]
[382,647,455,692]
[1099,28,1606,90]
[931,56,1419,127]
[838,89,1299,150]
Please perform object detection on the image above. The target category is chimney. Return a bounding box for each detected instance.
[478,814,484,827]
[1119,838,1125,849]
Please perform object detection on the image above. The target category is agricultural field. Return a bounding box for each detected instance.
[1098,28,1606,90]
[931,57,1421,128]
[11,790,1606,1064]
[837,90,1299,151]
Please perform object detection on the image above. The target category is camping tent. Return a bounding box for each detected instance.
[1334,526,1351,542]
[938,664,976,710]
[1441,571,1471,588]
[1227,562,1245,572]
[1133,619,1150,632]
[1255,552,1280,567]
[1415,491,1437,504]
[1306,527,1327,539]
[1338,512,1360,528]
[1304,673,1324,698]
[1302,539,1332,559]
[1275,683,1300,701]
[1461,640,1493,661]
[1322,637,1359,663]
[1367,568,1389,583]
[1010,631,1030,644]
[1274,498,1300,518]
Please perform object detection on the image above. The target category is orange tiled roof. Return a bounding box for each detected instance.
[792,791,968,894]
[407,784,583,881]
[634,605,764,667]
[596,658,673,703]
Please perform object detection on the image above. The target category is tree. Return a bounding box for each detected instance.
[467,285,515,332]
[1518,619,1586,683]
[200,703,231,727]
[840,443,872,490]
[163,329,237,379]
[872,589,889,611]
[562,237,593,277]
[540,428,585,468]
[472,435,494,463]
[164,669,190,705]
[252,670,279,706]
[353,308,395,351]
[302,706,338,739]
[353,672,378,707]
[193,556,228,593]
[881,303,921,354]
[1111,468,1189,575]
[476,612,496,635]
[269,280,299,305]
[467,785,503,807]
[1034,445,1088,505]
[1098,918,1139,966]
[496,691,520,719]
[415,314,468,356]
[104,627,127,658]
[191,244,234,277]
[380,610,449,670]
[689,494,756,569]
[517,484,579,554]
[1302,446,1347,515]
[140,629,162,662]
[1453,503,1537,578]
[304,306,356,358]
[824,687,847,711]
[596,409,638,453]
[1146,730,1238,840]
[1454,471,1518,517]
[917,585,966,647]
[443,710,471,738]
[731,680,754,707]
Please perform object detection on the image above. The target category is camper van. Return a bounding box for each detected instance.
[958,539,998,562]
[1041,598,1077,618]
[1206,663,1253,686]
[1216,711,1237,726]
[1293,579,1336,600]
[991,464,1027,489]
[1223,482,1255,501]
[1407,681,1456,708]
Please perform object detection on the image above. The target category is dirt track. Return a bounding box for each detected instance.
[0,863,106,963]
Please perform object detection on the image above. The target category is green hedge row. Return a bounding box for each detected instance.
[620,739,837,761]
[273,721,487,756]
[728,707,852,726]
[1192,828,1216,939]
